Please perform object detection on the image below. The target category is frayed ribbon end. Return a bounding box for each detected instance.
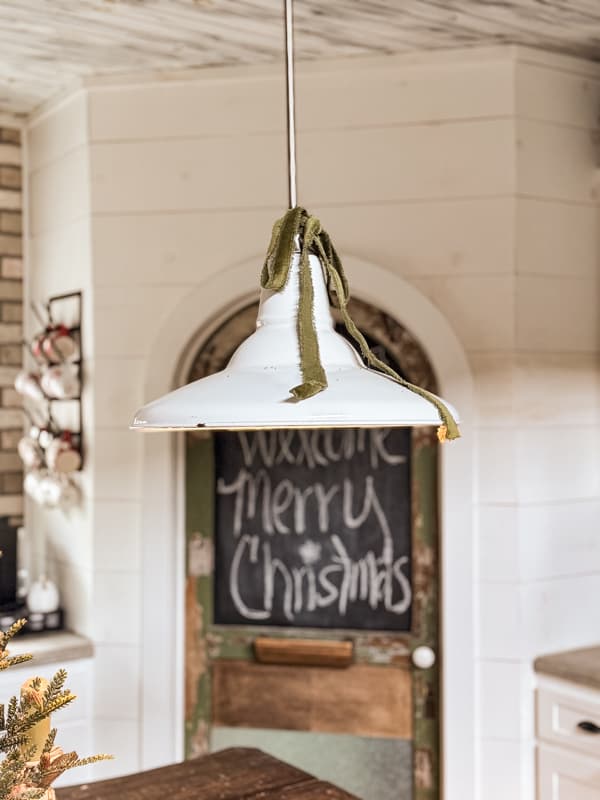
[437,421,461,443]
[290,380,327,402]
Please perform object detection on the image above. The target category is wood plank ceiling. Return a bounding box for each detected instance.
[1,0,600,115]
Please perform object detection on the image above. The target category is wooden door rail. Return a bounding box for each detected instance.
[253,637,354,668]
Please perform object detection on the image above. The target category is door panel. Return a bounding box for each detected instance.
[211,728,413,800]
[212,661,413,738]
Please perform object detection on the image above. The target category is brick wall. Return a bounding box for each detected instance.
[0,127,23,519]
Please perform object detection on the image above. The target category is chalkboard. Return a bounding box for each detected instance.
[213,427,412,631]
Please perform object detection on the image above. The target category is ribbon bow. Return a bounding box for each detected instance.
[262,206,460,442]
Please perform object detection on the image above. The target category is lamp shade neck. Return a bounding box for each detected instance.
[257,242,333,333]
[230,249,356,372]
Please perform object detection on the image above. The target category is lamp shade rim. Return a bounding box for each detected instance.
[131,364,459,431]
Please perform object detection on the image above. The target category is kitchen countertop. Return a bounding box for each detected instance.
[534,645,600,691]
[7,631,94,667]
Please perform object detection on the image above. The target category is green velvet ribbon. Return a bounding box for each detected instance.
[261,206,460,441]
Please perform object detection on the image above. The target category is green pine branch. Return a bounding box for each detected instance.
[0,619,113,798]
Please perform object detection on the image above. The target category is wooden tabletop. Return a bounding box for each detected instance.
[57,747,359,800]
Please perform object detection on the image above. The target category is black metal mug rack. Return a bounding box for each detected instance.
[25,290,84,470]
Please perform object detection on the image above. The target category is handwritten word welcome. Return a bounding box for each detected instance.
[237,429,406,470]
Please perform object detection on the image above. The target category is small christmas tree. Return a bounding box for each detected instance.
[0,620,111,799]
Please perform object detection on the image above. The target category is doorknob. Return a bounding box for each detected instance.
[412,646,436,670]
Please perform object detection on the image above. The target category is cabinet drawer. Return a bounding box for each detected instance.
[538,744,600,799]
[538,685,600,759]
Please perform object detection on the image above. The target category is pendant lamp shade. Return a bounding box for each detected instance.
[130,251,459,431]
[131,5,460,438]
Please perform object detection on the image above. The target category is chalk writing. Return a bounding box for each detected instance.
[214,428,412,631]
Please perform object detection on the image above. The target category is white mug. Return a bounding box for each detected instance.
[25,468,79,510]
[27,576,60,614]
[31,330,48,362]
[24,469,45,503]
[37,428,55,450]
[14,370,45,402]
[17,436,43,469]
[42,325,77,363]
[38,473,63,508]
[46,435,81,474]
[40,364,80,400]
[39,473,79,510]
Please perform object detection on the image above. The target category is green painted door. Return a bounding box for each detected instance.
[184,426,439,799]
[183,298,441,800]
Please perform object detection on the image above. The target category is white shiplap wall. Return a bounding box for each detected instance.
[24,45,600,798]
[477,54,600,800]
[25,92,96,641]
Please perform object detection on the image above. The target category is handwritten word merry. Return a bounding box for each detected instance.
[218,471,394,544]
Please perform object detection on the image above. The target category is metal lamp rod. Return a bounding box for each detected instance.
[284,0,298,208]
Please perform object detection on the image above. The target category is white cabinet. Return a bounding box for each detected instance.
[538,745,600,799]
[537,677,600,799]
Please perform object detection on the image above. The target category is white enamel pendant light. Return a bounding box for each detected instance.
[131,0,459,435]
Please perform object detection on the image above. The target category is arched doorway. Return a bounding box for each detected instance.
[183,297,441,800]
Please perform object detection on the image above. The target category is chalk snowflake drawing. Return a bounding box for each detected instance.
[298,539,322,566]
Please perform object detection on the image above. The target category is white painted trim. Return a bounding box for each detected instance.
[26,86,87,132]
[19,44,600,128]
[514,45,600,78]
[26,45,600,133]
[0,112,26,129]
[27,46,517,125]
[138,255,476,799]
[81,45,516,93]
[79,44,600,92]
